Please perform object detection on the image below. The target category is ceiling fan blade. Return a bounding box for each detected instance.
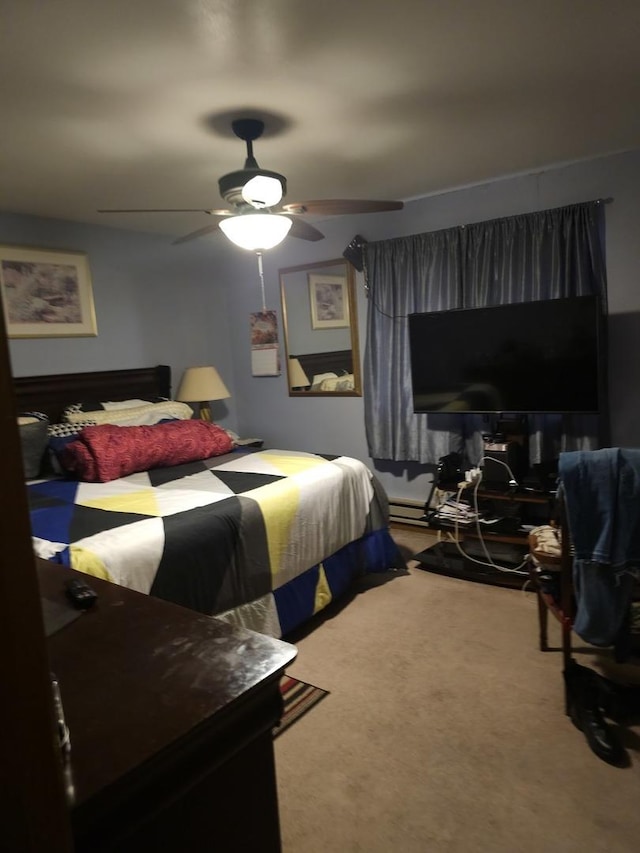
[97,208,233,215]
[282,199,404,216]
[172,221,224,245]
[98,208,206,213]
[287,218,325,242]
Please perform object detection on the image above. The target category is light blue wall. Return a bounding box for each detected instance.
[2,212,240,431]
[4,148,640,505]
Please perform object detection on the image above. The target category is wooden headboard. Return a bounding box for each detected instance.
[292,350,353,382]
[13,365,171,423]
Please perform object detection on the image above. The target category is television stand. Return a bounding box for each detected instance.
[416,485,556,590]
[414,540,529,590]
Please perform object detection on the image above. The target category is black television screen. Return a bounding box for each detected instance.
[408,295,603,414]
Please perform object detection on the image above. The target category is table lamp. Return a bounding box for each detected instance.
[176,366,231,421]
[289,358,310,390]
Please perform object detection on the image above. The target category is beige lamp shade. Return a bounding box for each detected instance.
[289,358,310,389]
[176,366,230,420]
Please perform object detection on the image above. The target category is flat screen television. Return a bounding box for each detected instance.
[408,295,604,414]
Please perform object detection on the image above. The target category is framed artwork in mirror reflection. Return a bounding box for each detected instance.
[308,273,349,329]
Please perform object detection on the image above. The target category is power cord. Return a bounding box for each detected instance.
[449,457,530,574]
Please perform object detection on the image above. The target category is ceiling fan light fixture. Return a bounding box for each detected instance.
[219,213,292,251]
[241,174,284,208]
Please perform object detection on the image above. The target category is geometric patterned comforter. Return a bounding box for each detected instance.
[28,448,402,637]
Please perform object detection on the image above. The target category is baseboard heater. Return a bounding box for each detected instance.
[388,497,431,528]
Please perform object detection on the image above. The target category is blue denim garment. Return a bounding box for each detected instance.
[572,560,636,647]
[615,448,640,566]
[559,448,640,567]
[558,448,619,563]
[559,448,640,645]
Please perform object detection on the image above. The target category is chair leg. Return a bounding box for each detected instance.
[536,589,549,651]
[613,607,632,663]
[561,616,573,674]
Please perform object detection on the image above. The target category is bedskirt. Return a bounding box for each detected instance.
[218,527,402,636]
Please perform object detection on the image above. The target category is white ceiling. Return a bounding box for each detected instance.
[2,0,640,242]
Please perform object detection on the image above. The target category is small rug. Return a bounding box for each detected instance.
[273,675,329,738]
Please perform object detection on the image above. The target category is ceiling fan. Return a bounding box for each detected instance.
[98,118,404,250]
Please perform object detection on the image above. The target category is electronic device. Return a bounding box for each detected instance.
[65,578,98,610]
[408,295,604,414]
[436,452,463,486]
[482,439,524,487]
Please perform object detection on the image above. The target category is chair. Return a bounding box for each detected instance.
[528,449,640,765]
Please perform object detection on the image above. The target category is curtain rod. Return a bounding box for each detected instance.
[455,197,615,230]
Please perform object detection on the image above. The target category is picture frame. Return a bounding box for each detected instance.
[308,273,350,329]
[0,245,97,338]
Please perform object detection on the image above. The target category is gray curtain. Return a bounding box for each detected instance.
[363,200,608,465]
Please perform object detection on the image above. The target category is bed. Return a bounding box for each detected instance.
[291,349,353,381]
[17,365,403,638]
[291,349,356,391]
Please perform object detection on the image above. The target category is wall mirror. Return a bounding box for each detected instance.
[279,258,361,397]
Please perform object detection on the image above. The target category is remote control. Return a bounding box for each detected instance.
[65,578,98,610]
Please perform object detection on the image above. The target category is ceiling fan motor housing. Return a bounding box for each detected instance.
[219,118,287,207]
[218,169,287,207]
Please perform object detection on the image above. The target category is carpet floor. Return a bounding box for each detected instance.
[274,676,329,738]
[274,523,640,853]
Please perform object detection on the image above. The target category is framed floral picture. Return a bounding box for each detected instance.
[308,273,349,329]
[0,245,97,338]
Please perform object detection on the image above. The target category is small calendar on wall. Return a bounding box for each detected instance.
[250,310,280,376]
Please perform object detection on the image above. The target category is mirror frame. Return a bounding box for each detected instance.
[279,258,362,397]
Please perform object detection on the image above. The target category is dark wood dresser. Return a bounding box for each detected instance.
[38,560,297,853]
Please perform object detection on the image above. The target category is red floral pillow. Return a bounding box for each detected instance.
[61,420,234,482]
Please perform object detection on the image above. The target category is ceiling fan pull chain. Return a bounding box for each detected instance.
[256,251,267,311]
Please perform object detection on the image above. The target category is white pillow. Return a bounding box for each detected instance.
[100,399,163,410]
[313,374,355,392]
[62,397,169,418]
[310,372,338,385]
[64,400,193,426]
